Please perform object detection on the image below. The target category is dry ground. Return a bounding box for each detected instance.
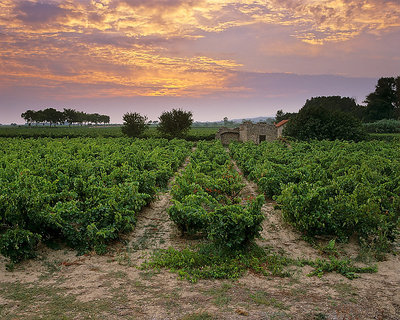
[0,156,399,320]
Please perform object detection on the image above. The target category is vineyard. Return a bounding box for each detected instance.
[1,137,399,263]
[0,137,191,262]
[0,126,217,141]
[0,136,400,319]
[230,140,400,253]
[169,140,264,249]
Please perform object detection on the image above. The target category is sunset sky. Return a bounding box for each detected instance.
[1,0,399,123]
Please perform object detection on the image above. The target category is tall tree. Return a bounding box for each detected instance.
[299,96,364,119]
[43,108,64,126]
[395,76,400,118]
[275,109,297,123]
[364,77,399,121]
[284,103,366,141]
[157,108,193,138]
[32,110,45,125]
[100,115,110,125]
[121,112,148,137]
[63,108,78,126]
[21,110,35,126]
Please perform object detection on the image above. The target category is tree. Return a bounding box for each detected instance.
[157,108,193,138]
[99,115,110,125]
[42,108,64,127]
[121,112,148,137]
[363,77,400,121]
[297,96,364,120]
[21,110,35,126]
[284,102,366,141]
[63,108,79,126]
[275,109,297,123]
[32,110,45,125]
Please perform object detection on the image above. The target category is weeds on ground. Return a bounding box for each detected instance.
[142,243,294,283]
[250,291,288,310]
[142,242,377,282]
[0,281,116,320]
[205,283,233,307]
[181,312,215,320]
[302,256,377,279]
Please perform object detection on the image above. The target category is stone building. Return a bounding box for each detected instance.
[275,119,289,138]
[215,120,288,145]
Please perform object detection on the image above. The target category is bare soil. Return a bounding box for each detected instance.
[1,155,399,320]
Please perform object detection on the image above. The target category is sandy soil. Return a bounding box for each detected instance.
[0,154,399,320]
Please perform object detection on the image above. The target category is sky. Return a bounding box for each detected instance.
[1,0,399,124]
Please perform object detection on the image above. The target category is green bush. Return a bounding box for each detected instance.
[208,195,265,249]
[169,141,265,249]
[284,102,366,141]
[0,228,41,263]
[168,193,218,234]
[121,112,148,137]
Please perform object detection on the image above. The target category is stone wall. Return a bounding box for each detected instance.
[239,122,277,144]
[216,122,279,145]
[220,132,240,145]
[277,125,284,138]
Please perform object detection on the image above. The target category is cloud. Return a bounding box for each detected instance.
[13,0,81,25]
[0,0,399,103]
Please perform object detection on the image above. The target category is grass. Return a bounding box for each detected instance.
[249,291,288,310]
[205,283,233,307]
[0,281,118,320]
[142,243,294,283]
[142,242,378,282]
[181,312,215,320]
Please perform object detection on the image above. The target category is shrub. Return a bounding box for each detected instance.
[208,195,265,249]
[284,102,366,141]
[168,193,218,234]
[0,228,41,263]
[157,109,193,138]
[121,112,148,137]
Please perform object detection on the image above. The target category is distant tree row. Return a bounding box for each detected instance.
[122,108,193,138]
[21,108,110,127]
[277,76,400,141]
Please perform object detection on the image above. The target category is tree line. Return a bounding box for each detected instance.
[276,76,400,141]
[21,108,110,127]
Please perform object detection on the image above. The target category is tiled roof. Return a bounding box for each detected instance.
[275,119,289,128]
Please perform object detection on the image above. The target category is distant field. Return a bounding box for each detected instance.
[0,126,218,140]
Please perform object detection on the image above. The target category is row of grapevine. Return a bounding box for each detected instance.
[0,137,192,262]
[229,140,400,250]
[168,140,265,249]
[0,126,217,141]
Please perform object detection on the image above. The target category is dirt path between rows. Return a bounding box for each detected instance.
[0,149,399,320]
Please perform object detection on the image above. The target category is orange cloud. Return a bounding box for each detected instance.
[0,0,399,99]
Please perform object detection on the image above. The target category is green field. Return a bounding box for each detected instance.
[1,134,399,266]
[230,140,400,253]
[0,126,218,140]
[0,137,192,262]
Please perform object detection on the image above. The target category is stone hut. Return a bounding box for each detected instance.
[275,119,289,138]
[216,120,289,145]
[215,127,240,145]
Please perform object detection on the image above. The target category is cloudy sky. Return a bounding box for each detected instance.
[1,0,399,123]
